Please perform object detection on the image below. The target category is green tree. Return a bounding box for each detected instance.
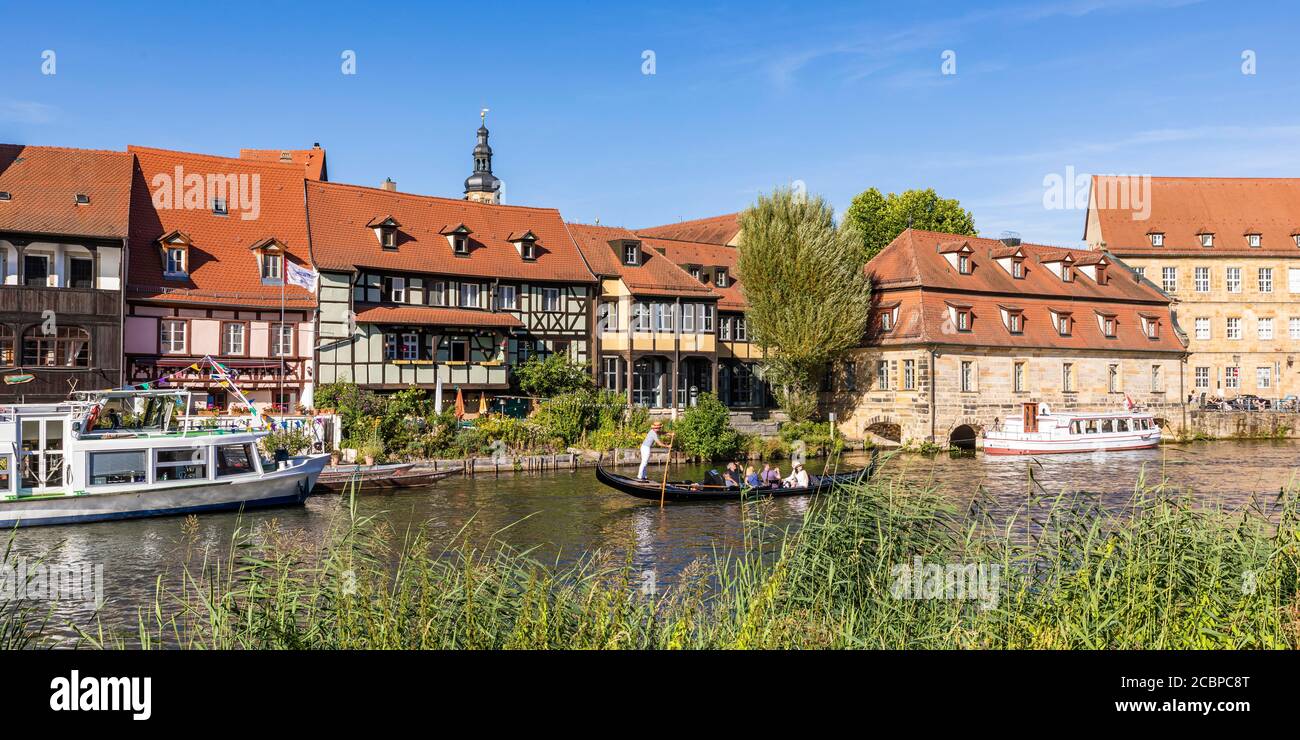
[672,393,743,461]
[736,187,872,421]
[842,187,976,263]
[513,354,593,398]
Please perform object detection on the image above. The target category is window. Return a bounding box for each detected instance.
[1291,317,1300,340]
[1151,365,1162,392]
[623,243,639,265]
[655,303,674,332]
[382,228,396,249]
[521,240,537,260]
[1200,233,1214,248]
[68,257,94,289]
[1108,364,1120,393]
[222,322,245,355]
[1161,267,1177,292]
[1226,267,1241,293]
[1142,317,1160,339]
[1101,315,1117,338]
[1012,259,1024,279]
[844,362,857,391]
[689,266,702,281]
[1225,366,1240,390]
[955,308,971,332]
[1006,310,1023,334]
[0,191,10,201]
[880,310,894,332]
[1259,317,1274,340]
[681,303,694,333]
[1248,234,1261,248]
[498,285,517,310]
[431,281,446,306]
[262,252,282,281]
[401,333,419,360]
[459,283,480,308]
[601,357,623,391]
[88,451,146,486]
[384,276,406,303]
[1195,317,1211,340]
[719,315,731,340]
[1133,266,1145,280]
[1055,312,1072,337]
[1226,317,1241,340]
[632,302,651,332]
[23,254,49,287]
[272,323,294,357]
[1062,362,1075,392]
[453,235,469,255]
[1194,367,1210,389]
[75,193,90,205]
[216,444,255,477]
[958,254,971,274]
[542,287,561,312]
[960,361,975,392]
[1290,268,1300,293]
[212,197,227,215]
[734,316,747,341]
[1259,268,1273,293]
[384,334,398,361]
[155,448,206,482]
[1150,233,1164,247]
[904,359,916,390]
[20,326,91,368]
[0,327,13,367]
[160,320,187,354]
[1062,265,1073,282]
[699,304,714,333]
[715,269,729,288]
[164,248,186,277]
[1194,266,1209,292]
[1013,361,1025,393]
[874,360,888,390]
[1257,366,1272,389]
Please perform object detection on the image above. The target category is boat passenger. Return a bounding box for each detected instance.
[745,466,761,488]
[783,463,809,488]
[761,463,780,488]
[637,421,673,481]
[722,462,741,489]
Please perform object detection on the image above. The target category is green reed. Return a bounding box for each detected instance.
[63,469,1300,650]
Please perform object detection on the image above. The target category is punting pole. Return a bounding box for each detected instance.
[659,433,674,509]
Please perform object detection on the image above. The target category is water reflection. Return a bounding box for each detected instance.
[10,440,1300,642]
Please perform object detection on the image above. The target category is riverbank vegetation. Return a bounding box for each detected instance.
[43,470,1298,650]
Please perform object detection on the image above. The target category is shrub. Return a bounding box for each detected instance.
[673,393,743,461]
[778,420,844,457]
[258,426,314,456]
[514,354,592,398]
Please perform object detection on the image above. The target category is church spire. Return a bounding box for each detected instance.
[464,108,501,204]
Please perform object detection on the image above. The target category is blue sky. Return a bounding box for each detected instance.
[2,0,1298,246]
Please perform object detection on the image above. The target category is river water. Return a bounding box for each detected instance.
[9,440,1300,643]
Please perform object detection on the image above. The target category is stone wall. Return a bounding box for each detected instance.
[1185,410,1298,440]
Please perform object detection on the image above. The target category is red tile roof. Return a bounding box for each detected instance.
[637,213,741,245]
[353,304,523,328]
[239,146,327,181]
[306,180,597,284]
[1090,175,1300,254]
[567,223,714,300]
[866,229,1185,352]
[126,146,315,309]
[0,144,133,240]
[639,236,749,311]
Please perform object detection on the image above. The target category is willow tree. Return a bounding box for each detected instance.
[736,188,872,421]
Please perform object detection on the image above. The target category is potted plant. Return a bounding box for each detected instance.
[360,427,384,466]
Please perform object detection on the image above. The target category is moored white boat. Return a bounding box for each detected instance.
[0,388,328,527]
[982,402,1161,455]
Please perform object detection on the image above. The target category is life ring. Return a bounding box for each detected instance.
[83,404,101,433]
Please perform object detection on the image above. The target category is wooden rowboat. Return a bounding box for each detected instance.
[595,452,876,502]
[312,463,463,493]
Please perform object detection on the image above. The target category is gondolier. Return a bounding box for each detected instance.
[637,421,673,481]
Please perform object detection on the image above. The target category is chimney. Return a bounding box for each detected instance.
[279,150,293,163]
[382,177,397,192]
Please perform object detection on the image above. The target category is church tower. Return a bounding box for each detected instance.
[463,109,501,204]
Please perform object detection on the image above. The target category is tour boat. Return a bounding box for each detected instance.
[981,402,1161,455]
[0,388,329,527]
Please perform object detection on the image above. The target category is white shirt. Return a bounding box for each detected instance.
[641,429,659,452]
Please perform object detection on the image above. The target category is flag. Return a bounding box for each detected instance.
[286,260,318,293]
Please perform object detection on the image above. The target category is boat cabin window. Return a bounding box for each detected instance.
[89,450,147,486]
[1070,421,1082,434]
[216,444,256,477]
[0,455,11,494]
[1117,418,1130,432]
[155,448,207,481]
[1085,420,1099,434]
[87,395,184,434]
[1101,419,1114,433]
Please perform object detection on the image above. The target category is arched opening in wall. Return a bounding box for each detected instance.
[949,424,978,450]
[865,422,902,442]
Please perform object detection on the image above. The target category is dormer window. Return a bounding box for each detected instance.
[1012,258,1024,279]
[1062,266,1073,282]
[508,230,540,261]
[1002,308,1023,335]
[74,193,90,205]
[1096,311,1117,338]
[688,265,702,281]
[1200,233,1214,248]
[623,242,641,266]
[1247,233,1261,248]
[879,304,899,332]
[1149,232,1164,247]
[212,197,228,215]
[1141,315,1160,339]
[1054,312,1073,336]
[382,229,396,249]
[453,235,469,255]
[263,252,282,281]
[250,237,287,284]
[715,269,729,287]
[947,302,973,332]
[1294,233,1300,249]
[958,254,971,274]
[369,216,402,250]
[157,231,193,280]
[1096,263,1107,285]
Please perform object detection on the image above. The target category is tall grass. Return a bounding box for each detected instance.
[61,474,1300,649]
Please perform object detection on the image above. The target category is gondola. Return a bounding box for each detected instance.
[595,450,877,502]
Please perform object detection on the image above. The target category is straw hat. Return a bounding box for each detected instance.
[651,421,663,430]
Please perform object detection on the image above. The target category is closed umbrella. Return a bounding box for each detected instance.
[478,393,488,416]
[435,375,444,414]
[454,387,465,421]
